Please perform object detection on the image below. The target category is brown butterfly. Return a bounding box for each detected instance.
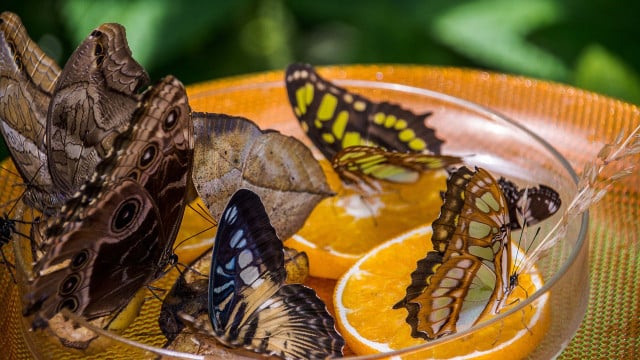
[0,11,63,212]
[23,75,193,334]
[0,12,149,214]
[46,21,149,196]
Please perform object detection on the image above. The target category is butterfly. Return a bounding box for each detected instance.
[0,12,149,214]
[332,145,462,188]
[0,11,63,212]
[394,166,521,340]
[285,63,444,162]
[191,112,333,240]
[207,189,344,359]
[498,177,561,230]
[22,75,193,333]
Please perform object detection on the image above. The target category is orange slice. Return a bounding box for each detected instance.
[334,225,550,358]
[287,160,447,279]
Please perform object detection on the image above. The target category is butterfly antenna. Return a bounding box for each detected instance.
[173,201,217,252]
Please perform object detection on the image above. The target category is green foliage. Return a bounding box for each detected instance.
[2,0,639,96]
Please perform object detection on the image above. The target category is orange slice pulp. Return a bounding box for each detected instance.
[286,160,447,279]
[333,225,550,358]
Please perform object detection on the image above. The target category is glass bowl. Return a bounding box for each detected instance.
[5,67,589,359]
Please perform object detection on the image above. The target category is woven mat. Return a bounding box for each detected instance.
[1,65,637,359]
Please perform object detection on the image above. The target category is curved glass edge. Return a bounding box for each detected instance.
[184,78,589,358]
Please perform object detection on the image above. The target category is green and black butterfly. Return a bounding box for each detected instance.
[394,166,559,340]
[332,145,461,188]
[286,63,454,185]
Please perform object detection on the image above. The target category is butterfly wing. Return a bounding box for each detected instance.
[396,167,512,340]
[285,63,444,161]
[332,145,461,186]
[24,179,166,323]
[0,12,63,212]
[497,177,561,229]
[209,189,344,358]
[47,22,150,195]
[23,76,192,325]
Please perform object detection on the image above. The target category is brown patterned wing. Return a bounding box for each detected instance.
[23,75,192,327]
[191,112,333,240]
[46,22,150,195]
[0,12,63,212]
[395,166,512,340]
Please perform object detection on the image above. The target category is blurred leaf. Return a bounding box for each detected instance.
[573,44,640,105]
[432,0,568,80]
[60,0,243,74]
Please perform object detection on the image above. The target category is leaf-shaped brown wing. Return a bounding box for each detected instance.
[191,112,333,240]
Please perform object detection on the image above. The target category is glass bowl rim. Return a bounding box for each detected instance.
[33,76,588,359]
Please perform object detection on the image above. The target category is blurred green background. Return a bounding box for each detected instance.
[3,0,640,159]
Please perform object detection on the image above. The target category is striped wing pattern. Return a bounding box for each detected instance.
[209,189,344,359]
[332,145,461,186]
[285,63,444,161]
[395,166,512,340]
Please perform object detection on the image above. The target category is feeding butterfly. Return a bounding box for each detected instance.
[394,166,543,340]
[332,145,461,188]
[22,75,193,338]
[207,189,344,359]
[285,63,444,162]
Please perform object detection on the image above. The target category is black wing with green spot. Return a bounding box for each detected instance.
[285,63,444,160]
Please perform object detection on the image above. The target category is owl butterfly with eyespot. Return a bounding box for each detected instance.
[205,189,344,359]
[394,167,525,340]
[285,63,445,162]
[22,75,193,339]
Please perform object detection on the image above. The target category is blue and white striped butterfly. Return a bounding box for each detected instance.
[209,189,344,359]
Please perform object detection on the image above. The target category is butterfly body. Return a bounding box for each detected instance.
[285,63,444,161]
[209,189,344,359]
[23,75,193,328]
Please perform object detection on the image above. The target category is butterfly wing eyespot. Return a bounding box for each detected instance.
[59,273,81,296]
[23,77,193,338]
[208,189,345,358]
[112,198,141,232]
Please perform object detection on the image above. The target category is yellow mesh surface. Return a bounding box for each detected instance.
[1,66,638,358]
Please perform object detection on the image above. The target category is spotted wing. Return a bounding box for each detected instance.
[395,166,512,340]
[332,145,461,187]
[285,63,444,161]
[498,177,561,229]
[209,189,344,359]
[23,76,192,326]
